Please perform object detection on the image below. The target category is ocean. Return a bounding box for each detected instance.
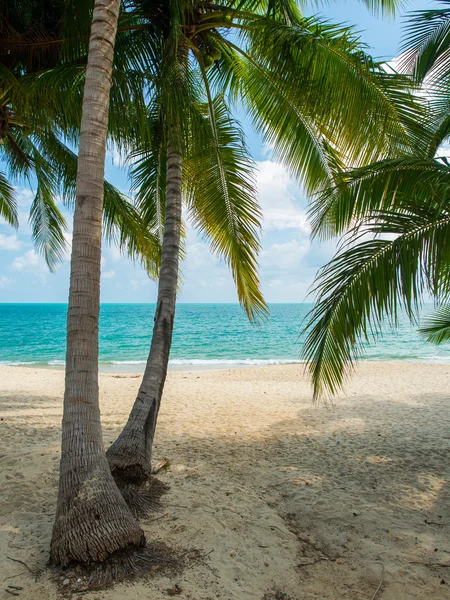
[0,303,449,369]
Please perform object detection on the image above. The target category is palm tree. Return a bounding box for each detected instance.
[106,0,425,485]
[302,1,450,399]
[50,0,146,567]
[0,0,160,271]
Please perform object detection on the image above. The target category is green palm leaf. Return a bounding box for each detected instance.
[0,171,18,227]
[310,157,450,240]
[303,205,450,398]
[29,162,68,271]
[400,3,450,82]
[186,93,267,321]
[419,304,450,344]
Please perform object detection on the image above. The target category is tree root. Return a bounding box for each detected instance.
[6,556,38,576]
[52,542,178,592]
[409,560,450,567]
[118,476,170,518]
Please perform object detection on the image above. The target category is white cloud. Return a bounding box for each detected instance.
[102,270,115,279]
[184,242,219,271]
[109,245,123,262]
[129,277,150,289]
[106,144,129,168]
[15,187,34,208]
[256,161,310,237]
[11,249,40,271]
[0,234,21,251]
[261,240,310,272]
[0,276,13,289]
[436,141,450,160]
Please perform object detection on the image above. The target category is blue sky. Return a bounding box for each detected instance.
[0,0,433,303]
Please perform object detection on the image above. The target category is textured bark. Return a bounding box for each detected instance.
[50,0,144,567]
[107,132,183,484]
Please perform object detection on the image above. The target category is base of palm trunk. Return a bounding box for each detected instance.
[52,541,177,591]
[51,475,145,567]
[120,477,169,518]
[107,432,152,486]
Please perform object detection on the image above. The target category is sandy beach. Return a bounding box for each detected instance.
[0,362,449,599]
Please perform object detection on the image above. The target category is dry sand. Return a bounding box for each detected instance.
[0,362,449,600]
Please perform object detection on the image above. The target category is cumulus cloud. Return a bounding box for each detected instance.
[184,242,221,272]
[109,245,123,262]
[0,233,21,251]
[256,161,310,237]
[0,275,13,289]
[261,240,310,272]
[129,277,150,289]
[102,270,115,279]
[11,250,42,271]
[15,187,35,208]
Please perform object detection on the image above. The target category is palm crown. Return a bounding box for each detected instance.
[115,0,427,318]
[0,0,163,272]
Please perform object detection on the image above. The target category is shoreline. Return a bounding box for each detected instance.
[0,355,449,373]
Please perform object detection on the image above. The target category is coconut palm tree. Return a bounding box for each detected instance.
[49,0,148,568]
[0,0,160,271]
[105,0,425,485]
[302,1,450,399]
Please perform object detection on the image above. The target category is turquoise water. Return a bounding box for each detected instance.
[0,303,448,367]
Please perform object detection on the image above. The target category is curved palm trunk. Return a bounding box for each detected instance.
[107,132,182,484]
[50,0,144,566]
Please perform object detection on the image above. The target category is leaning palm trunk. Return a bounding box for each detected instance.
[107,131,182,484]
[50,0,144,566]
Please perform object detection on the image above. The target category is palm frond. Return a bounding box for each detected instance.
[310,157,450,240]
[400,3,450,82]
[419,304,450,344]
[239,16,425,167]
[303,207,450,398]
[103,182,161,279]
[220,37,345,193]
[186,91,267,322]
[33,129,161,275]
[29,160,68,271]
[0,170,18,226]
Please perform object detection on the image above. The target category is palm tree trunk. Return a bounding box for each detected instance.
[50,0,144,566]
[107,129,182,485]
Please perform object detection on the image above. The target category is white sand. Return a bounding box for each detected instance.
[0,362,449,599]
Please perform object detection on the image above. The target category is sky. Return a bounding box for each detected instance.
[0,0,434,304]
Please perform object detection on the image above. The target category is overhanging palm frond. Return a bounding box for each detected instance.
[302,206,450,398]
[309,157,450,240]
[224,39,342,193]
[186,93,267,322]
[129,100,166,245]
[419,304,450,343]
[400,2,450,82]
[33,129,162,276]
[103,181,161,279]
[0,171,18,226]
[29,165,67,271]
[2,130,69,270]
[357,0,400,17]
[239,17,425,168]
